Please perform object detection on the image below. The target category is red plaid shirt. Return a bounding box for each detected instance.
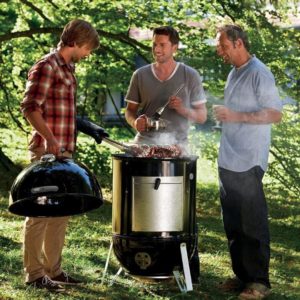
[21,50,77,152]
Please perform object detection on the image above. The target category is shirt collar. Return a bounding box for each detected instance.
[235,54,255,71]
[52,49,75,72]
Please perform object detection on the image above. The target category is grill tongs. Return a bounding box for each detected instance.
[152,84,185,120]
[102,137,133,153]
[102,137,150,156]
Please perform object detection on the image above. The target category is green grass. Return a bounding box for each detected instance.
[0,128,299,299]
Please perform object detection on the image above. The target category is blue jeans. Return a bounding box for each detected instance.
[218,166,270,288]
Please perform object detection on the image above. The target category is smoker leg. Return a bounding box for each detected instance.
[173,269,187,292]
[190,225,200,283]
[180,242,193,291]
[101,241,113,285]
[101,240,124,287]
[173,243,193,292]
[109,267,123,286]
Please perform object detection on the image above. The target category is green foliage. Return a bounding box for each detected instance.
[189,125,219,163]
[75,138,113,189]
[0,128,29,167]
[268,110,300,196]
[108,125,135,140]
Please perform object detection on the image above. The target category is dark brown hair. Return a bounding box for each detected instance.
[217,24,250,51]
[60,19,99,49]
[153,26,179,45]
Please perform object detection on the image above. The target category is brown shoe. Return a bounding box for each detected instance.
[51,271,81,285]
[238,283,271,300]
[218,277,245,292]
[27,275,65,292]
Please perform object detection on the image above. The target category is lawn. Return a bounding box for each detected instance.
[0,129,299,299]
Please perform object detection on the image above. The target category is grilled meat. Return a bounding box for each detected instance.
[130,144,182,158]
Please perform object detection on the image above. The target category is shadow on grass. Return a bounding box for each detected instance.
[0,247,23,277]
[0,235,20,249]
[270,221,300,252]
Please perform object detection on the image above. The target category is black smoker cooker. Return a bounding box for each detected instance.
[111,153,198,279]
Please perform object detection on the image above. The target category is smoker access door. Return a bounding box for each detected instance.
[132,176,184,232]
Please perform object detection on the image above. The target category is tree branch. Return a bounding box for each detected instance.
[20,0,54,24]
[215,0,236,22]
[0,27,150,50]
[97,44,135,68]
[98,44,150,69]
[0,79,29,134]
[269,146,300,189]
[45,0,59,9]
[0,27,61,42]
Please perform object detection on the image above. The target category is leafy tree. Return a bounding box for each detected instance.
[0,0,299,196]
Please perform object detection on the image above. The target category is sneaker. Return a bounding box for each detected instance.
[27,275,65,292]
[238,283,271,300]
[51,271,81,285]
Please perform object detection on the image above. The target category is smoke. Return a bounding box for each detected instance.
[136,132,190,155]
[152,132,177,145]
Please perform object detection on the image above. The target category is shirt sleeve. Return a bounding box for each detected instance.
[21,61,54,117]
[254,69,283,112]
[189,68,207,105]
[125,71,140,104]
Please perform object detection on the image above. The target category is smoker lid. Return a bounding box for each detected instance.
[9,154,103,217]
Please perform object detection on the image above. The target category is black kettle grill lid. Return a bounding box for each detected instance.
[9,154,103,217]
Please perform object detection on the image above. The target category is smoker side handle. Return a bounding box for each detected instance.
[154,178,161,190]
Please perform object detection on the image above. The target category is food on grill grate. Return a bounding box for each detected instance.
[130,144,182,158]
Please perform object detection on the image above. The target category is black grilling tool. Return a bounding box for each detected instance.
[152,84,185,120]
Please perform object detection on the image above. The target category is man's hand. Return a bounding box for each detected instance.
[76,117,109,144]
[213,105,282,124]
[135,114,148,132]
[169,97,207,124]
[213,105,240,122]
[45,137,60,156]
[168,96,184,112]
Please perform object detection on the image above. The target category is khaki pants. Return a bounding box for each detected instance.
[23,147,72,283]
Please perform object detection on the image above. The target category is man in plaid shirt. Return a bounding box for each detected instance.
[21,19,107,292]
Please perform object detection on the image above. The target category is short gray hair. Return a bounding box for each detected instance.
[217,24,250,51]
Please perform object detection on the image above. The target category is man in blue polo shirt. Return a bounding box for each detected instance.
[214,24,282,300]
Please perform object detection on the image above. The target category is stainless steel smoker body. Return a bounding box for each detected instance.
[111,154,198,278]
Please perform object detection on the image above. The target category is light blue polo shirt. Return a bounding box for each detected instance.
[218,56,283,172]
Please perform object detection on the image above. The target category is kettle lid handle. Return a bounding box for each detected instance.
[40,154,56,162]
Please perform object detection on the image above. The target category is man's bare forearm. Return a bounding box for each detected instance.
[238,108,282,124]
[180,106,207,123]
[125,110,137,129]
[215,106,282,124]
[26,111,55,141]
